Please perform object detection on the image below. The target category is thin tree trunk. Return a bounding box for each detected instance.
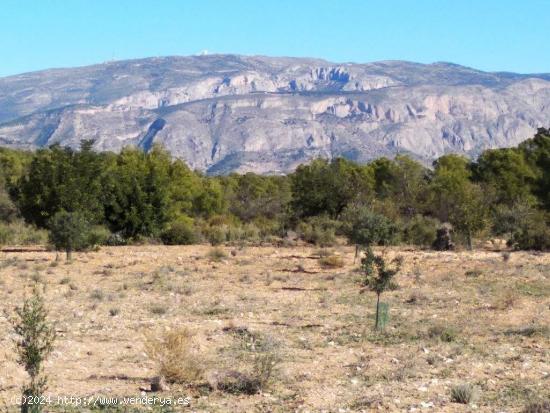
[66,249,72,262]
[354,244,359,263]
[375,293,380,329]
[467,229,472,251]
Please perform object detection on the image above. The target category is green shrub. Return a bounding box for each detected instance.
[243,223,261,240]
[0,223,10,245]
[48,210,92,260]
[87,225,111,246]
[509,211,550,251]
[11,287,56,413]
[340,205,400,247]
[0,186,18,222]
[402,215,439,247]
[297,215,339,246]
[226,224,245,242]
[205,225,227,246]
[252,218,280,239]
[161,217,198,245]
[0,221,48,246]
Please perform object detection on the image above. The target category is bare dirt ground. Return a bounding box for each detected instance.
[0,244,548,412]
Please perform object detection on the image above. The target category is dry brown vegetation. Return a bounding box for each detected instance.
[0,244,548,412]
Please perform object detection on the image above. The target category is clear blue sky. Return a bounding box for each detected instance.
[1,0,549,77]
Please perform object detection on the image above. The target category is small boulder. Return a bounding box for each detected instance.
[150,376,169,392]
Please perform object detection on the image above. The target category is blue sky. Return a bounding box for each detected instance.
[1,0,548,77]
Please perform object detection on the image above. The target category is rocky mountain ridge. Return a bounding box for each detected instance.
[0,55,548,174]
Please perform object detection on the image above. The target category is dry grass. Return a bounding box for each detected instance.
[144,327,204,384]
[319,254,345,268]
[206,247,227,262]
[0,245,548,412]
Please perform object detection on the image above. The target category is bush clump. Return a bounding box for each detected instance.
[217,370,260,395]
[160,217,198,245]
[508,211,550,251]
[216,353,278,395]
[204,225,227,246]
[450,383,477,404]
[0,221,48,245]
[207,247,227,262]
[319,255,345,268]
[297,215,339,246]
[340,205,400,247]
[48,210,92,260]
[144,328,203,384]
[402,215,439,247]
[427,325,458,342]
[87,225,111,247]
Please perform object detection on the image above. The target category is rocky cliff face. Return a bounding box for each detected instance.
[0,55,548,174]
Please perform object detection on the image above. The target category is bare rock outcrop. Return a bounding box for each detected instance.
[0,55,548,174]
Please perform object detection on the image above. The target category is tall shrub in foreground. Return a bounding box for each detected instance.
[11,288,56,413]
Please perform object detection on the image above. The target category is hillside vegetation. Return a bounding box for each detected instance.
[1,128,549,252]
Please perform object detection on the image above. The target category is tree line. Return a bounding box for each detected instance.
[0,128,549,253]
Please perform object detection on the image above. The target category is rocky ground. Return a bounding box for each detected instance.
[0,244,548,412]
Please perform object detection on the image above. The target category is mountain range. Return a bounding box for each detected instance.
[0,54,549,174]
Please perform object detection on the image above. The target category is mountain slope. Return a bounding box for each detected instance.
[0,55,548,173]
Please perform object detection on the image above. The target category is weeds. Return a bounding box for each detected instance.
[206,247,227,262]
[522,400,550,413]
[90,289,105,301]
[319,255,345,268]
[427,325,458,342]
[505,325,549,338]
[450,383,477,404]
[144,327,203,384]
[150,304,168,315]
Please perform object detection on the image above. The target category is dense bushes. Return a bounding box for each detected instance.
[402,215,440,247]
[508,211,550,251]
[0,128,548,250]
[0,221,47,245]
[340,205,400,247]
[297,215,339,246]
[160,217,198,245]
